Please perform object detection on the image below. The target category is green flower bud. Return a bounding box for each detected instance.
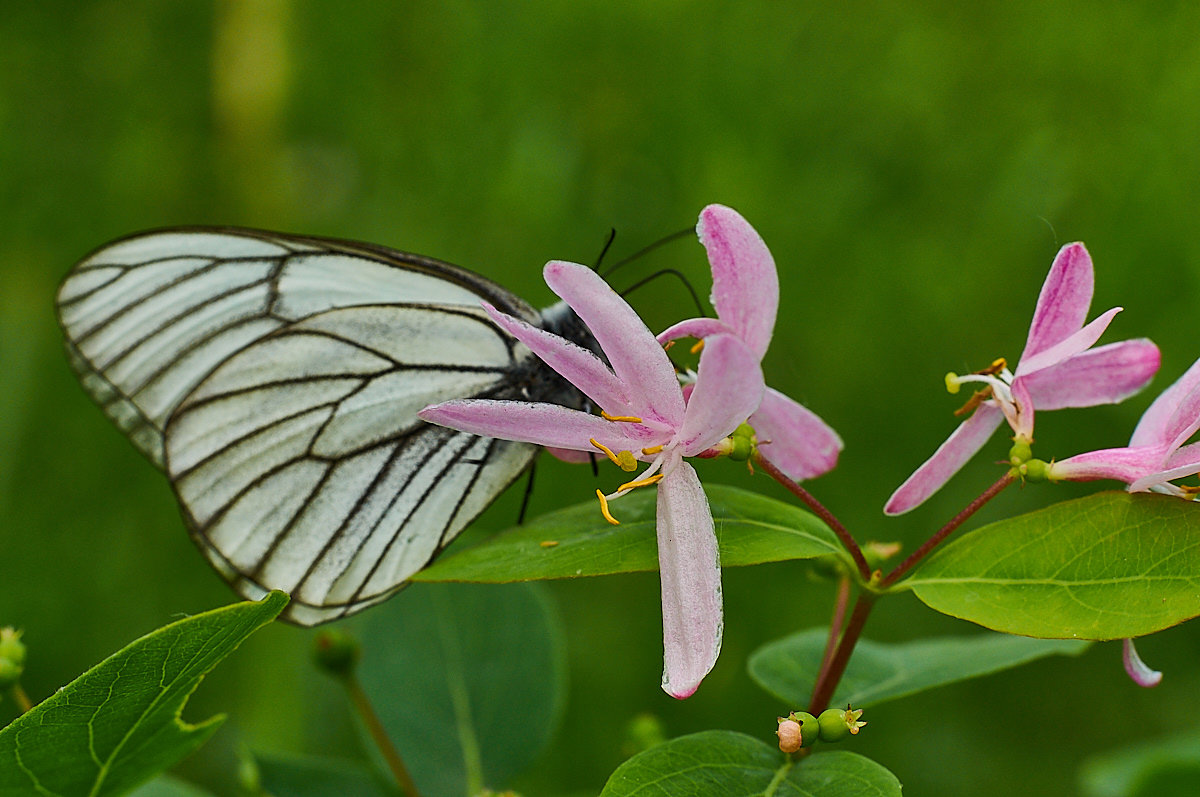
[0,628,26,688]
[313,629,361,678]
[1020,458,1053,482]
[817,705,866,742]
[1009,439,1033,466]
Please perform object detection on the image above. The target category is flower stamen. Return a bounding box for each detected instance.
[590,438,639,472]
[596,489,620,525]
[642,444,665,455]
[617,473,664,492]
[601,410,643,423]
[690,339,705,354]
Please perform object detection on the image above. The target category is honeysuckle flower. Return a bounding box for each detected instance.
[1043,357,1200,494]
[885,243,1160,515]
[420,260,765,698]
[657,204,843,482]
[1123,638,1163,688]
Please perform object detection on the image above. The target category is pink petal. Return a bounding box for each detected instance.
[696,204,779,359]
[1049,444,1170,485]
[545,446,594,464]
[1122,638,1163,687]
[482,302,632,413]
[543,261,685,427]
[657,317,735,346]
[1020,243,1094,362]
[1016,307,1121,376]
[1020,339,1160,410]
[1130,442,1200,491]
[1131,356,1200,447]
[1007,377,1035,440]
[750,387,842,481]
[677,335,764,457]
[656,458,722,698]
[419,400,664,453]
[884,403,1005,515]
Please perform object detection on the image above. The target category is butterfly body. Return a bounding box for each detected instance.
[57,228,592,624]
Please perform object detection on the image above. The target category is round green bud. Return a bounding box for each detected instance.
[313,629,361,677]
[1021,458,1053,482]
[0,658,22,689]
[1009,439,1033,466]
[817,705,866,742]
[0,629,26,687]
[794,711,821,748]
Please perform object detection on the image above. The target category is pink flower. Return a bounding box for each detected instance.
[657,204,842,482]
[1045,357,1200,494]
[420,260,764,698]
[885,243,1160,515]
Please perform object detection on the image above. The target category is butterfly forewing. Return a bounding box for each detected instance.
[57,228,582,624]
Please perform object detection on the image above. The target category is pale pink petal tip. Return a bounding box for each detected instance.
[1123,638,1163,688]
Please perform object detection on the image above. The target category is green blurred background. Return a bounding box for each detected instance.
[4,2,1200,794]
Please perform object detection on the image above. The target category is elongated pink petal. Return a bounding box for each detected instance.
[751,387,842,481]
[543,261,684,427]
[1123,638,1163,687]
[1006,376,1035,440]
[884,403,1004,515]
[1130,442,1200,491]
[657,317,735,346]
[1021,243,1094,362]
[1049,444,1170,484]
[1131,357,1200,447]
[481,302,631,413]
[1020,339,1160,410]
[419,400,665,453]
[678,335,764,457]
[1016,307,1121,376]
[696,204,778,359]
[656,458,722,699]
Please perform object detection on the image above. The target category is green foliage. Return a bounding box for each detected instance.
[249,752,397,797]
[0,592,287,797]
[906,492,1200,638]
[600,731,901,796]
[128,775,216,797]
[1080,727,1200,797]
[750,628,1090,707]
[415,484,846,582]
[349,583,565,796]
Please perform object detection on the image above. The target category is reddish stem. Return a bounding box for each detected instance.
[807,592,876,715]
[815,576,852,682]
[757,456,871,582]
[880,472,1016,589]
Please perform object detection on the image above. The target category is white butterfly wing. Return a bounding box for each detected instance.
[57,229,541,467]
[166,304,544,624]
[57,229,579,624]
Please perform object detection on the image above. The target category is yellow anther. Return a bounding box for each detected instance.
[617,473,664,493]
[690,339,705,354]
[601,410,643,423]
[540,540,559,548]
[641,444,664,455]
[663,340,676,351]
[983,357,1007,375]
[589,438,638,471]
[596,489,620,525]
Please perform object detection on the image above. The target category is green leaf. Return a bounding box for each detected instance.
[1079,727,1200,797]
[600,730,901,796]
[251,752,398,797]
[749,628,1091,707]
[0,592,287,797]
[906,492,1200,639]
[350,582,565,796]
[128,775,217,797]
[415,484,845,582]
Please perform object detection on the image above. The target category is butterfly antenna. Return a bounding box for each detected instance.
[620,268,708,318]
[517,458,538,525]
[590,228,619,272]
[600,225,694,279]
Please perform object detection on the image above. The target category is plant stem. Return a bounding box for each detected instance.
[814,576,852,687]
[10,684,32,713]
[344,673,421,796]
[756,456,871,581]
[880,471,1015,589]
[807,592,876,715]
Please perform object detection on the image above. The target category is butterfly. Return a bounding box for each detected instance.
[56,228,596,625]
